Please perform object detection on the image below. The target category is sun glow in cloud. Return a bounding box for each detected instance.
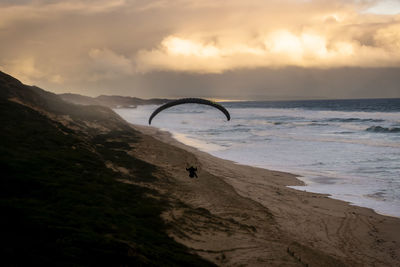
[136,26,400,73]
[164,37,220,57]
[267,31,303,55]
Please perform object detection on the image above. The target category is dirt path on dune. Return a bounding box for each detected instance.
[126,125,400,266]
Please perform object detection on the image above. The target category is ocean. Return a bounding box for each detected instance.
[115,98,400,218]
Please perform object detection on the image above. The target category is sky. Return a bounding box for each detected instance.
[0,0,399,100]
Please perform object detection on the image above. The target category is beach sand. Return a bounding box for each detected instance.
[124,124,400,266]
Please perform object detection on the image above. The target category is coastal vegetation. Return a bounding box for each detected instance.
[0,72,213,266]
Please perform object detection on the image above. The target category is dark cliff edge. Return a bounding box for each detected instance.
[0,71,214,266]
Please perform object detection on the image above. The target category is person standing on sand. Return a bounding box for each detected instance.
[186,166,198,178]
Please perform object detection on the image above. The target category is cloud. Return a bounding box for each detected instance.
[0,0,399,98]
[135,24,400,72]
[88,48,134,80]
[134,0,400,73]
[374,23,400,51]
[0,56,65,85]
[0,0,127,28]
[0,57,46,84]
[365,0,400,15]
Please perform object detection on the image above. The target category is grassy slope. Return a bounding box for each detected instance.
[0,97,213,265]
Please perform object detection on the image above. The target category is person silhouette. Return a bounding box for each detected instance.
[186,166,198,178]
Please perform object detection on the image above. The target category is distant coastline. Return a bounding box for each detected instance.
[59,93,171,108]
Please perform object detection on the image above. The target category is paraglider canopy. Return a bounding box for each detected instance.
[148,98,231,125]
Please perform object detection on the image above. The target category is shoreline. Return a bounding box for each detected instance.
[129,123,400,266]
[114,101,400,219]
[138,124,400,218]
[151,125,400,219]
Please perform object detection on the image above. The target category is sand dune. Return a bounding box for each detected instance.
[126,124,400,266]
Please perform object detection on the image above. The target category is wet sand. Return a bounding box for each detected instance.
[125,124,400,266]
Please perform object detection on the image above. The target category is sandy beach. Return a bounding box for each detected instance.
[124,124,400,266]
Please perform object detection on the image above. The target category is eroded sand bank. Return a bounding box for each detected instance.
[125,124,400,266]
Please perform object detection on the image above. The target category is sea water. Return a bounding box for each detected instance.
[115,98,400,217]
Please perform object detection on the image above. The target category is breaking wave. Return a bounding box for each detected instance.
[366,126,400,133]
[326,118,384,123]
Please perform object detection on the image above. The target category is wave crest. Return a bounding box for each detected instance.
[327,118,384,123]
[366,126,400,133]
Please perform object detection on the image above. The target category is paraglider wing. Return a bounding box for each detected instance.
[148,98,231,125]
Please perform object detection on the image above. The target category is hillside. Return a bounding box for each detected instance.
[59,93,170,108]
[2,71,399,266]
[0,71,213,266]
